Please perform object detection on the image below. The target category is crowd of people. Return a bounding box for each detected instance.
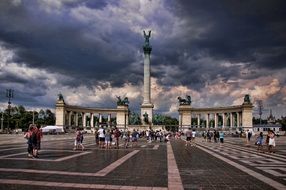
[92,127,170,149]
[23,124,279,158]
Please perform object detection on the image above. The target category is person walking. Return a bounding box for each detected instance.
[131,129,139,148]
[191,129,196,146]
[268,130,276,153]
[114,127,121,149]
[185,128,192,147]
[219,131,224,147]
[256,132,263,152]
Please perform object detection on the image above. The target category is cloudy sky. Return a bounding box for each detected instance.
[0,0,286,118]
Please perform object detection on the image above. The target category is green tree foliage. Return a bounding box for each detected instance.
[129,112,141,125]
[1,105,55,131]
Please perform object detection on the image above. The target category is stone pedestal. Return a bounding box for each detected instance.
[116,105,129,129]
[55,99,65,126]
[242,103,253,130]
[178,105,192,130]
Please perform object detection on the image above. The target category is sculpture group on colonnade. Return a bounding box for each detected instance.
[178,95,192,105]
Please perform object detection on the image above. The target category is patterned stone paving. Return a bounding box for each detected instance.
[0,134,285,189]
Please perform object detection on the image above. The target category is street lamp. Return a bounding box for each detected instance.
[1,109,3,132]
[6,89,14,132]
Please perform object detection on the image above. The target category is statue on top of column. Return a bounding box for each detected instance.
[243,94,251,104]
[116,96,129,106]
[178,95,192,105]
[143,30,151,47]
[57,93,64,101]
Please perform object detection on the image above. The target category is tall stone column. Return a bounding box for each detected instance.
[197,114,200,128]
[108,114,111,128]
[222,113,225,129]
[206,113,209,129]
[82,112,86,128]
[236,112,240,127]
[75,113,78,127]
[68,111,72,126]
[214,113,218,129]
[90,113,94,128]
[99,114,102,128]
[230,112,233,128]
[141,30,154,125]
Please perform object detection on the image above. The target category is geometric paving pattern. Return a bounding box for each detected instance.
[0,134,285,189]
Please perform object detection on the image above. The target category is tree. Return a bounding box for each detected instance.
[129,112,141,125]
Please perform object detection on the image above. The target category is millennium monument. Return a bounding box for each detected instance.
[141,30,154,125]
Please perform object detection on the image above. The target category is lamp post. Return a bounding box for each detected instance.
[1,109,3,132]
[6,89,14,132]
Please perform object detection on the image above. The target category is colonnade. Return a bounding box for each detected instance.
[55,98,129,129]
[179,101,253,131]
[66,111,113,128]
[179,111,242,129]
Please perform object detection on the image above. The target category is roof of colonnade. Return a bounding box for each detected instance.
[178,104,251,113]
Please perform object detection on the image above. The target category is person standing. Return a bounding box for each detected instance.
[191,129,196,146]
[73,128,84,151]
[256,132,264,152]
[36,125,43,156]
[24,125,33,158]
[105,129,111,149]
[114,127,121,149]
[98,126,106,149]
[185,128,192,147]
[268,130,276,153]
[219,131,224,147]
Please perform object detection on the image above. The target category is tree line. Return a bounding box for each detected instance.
[0,105,55,132]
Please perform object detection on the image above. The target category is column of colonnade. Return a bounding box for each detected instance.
[186,112,242,129]
[64,112,115,129]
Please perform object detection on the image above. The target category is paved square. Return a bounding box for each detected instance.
[0,134,285,189]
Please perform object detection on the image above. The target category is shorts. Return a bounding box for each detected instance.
[186,137,191,141]
[220,138,224,143]
[99,137,105,142]
[74,140,81,146]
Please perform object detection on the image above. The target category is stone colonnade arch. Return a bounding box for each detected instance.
[55,99,129,130]
[178,101,253,131]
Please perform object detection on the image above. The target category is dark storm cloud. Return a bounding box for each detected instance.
[176,0,286,63]
[0,0,142,89]
[148,0,286,90]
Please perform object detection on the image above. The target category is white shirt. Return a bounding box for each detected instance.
[98,128,105,138]
[192,131,196,138]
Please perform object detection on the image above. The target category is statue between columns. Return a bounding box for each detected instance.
[178,95,191,105]
[116,96,129,106]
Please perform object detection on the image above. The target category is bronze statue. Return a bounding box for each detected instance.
[143,30,151,47]
[244,94,251,104]
[116,96,129,106]
[143,112,149,123]
[58,93,64,101]
[178,95,192,105]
